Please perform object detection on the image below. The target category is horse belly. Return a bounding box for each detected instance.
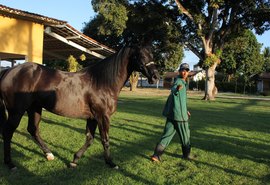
[53,97,92,119]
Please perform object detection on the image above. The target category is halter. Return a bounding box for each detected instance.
[145,61,155,66]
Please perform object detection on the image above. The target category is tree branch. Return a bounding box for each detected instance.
[184,42,204,61]
[175,0,205,55]
[174,0,194,21]
[208,8,218,40]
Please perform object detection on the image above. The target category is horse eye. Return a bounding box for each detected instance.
[139,63,145,70]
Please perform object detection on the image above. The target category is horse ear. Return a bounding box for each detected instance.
[124,36,152,49]
[124,36,140,47]
[140,34,153,47]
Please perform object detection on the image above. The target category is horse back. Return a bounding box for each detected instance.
[0,62,118,119]
[0,62,60,110]
[3,62,57,89]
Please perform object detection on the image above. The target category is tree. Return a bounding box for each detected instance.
[83,0,184,73]
[67,55,78,72]
[44,59,68,71]
[84,0,269,98]
[91,0,128,37]
[218,30,264,83]
[262,47,270,72]
[129,71,139,91]
[174,0,270,100]
[44,54,84,72]
[235,31,264,93]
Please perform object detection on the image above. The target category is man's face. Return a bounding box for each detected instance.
[179,69,189,80]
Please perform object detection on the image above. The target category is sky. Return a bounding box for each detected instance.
[1,0,270,69]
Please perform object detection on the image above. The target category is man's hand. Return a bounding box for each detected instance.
[188,111,191,118]
[177,85,183,91]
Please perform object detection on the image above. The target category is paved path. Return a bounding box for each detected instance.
[217,95,270,101]
[188,91,270,101]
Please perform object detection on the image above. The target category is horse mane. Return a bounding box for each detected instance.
[84,46,133,88]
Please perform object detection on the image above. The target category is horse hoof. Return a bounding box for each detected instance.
[46,153,55,161]
[106,161,119,169]
[69,162,77,168]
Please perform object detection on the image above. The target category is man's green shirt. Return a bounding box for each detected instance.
[162,76,188,121]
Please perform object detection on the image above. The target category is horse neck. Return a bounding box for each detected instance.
[114,52,133,93]
[85,47,133,95]
[111,47,140,95]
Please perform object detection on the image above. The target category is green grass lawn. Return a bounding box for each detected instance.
[0,90,269,185]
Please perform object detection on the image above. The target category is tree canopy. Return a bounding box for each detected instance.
[83,0,270,98]
[83,0,185,73]
[262,47,270,72]
[174,0,270,99]
[218,30,264,81]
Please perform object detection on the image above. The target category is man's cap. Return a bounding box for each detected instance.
[178,63,190,71]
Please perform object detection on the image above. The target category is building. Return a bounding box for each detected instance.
[163,70,200,89]
[0,4,114,65]
[256,72,270,95]
[162,63,204,89]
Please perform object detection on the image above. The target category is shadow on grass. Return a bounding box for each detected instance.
[189,99,270,164]
[192,132,270,164]
[41,117,85,134]
[0,130,161,185]
[0,96,269,184]
[0,111,163,184]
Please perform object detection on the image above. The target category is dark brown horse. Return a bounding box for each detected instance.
[0,45,159,170]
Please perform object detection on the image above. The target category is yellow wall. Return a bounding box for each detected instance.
[0,15,44,64]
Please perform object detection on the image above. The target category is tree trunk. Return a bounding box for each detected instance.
[228,74,233,82]
[130,80,138,91]
[235,79,238,93]
[129,72,139,91]
[203,62,218,100]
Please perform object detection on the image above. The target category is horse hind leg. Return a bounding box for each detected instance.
[70,118,98,168]
[98,116,118,169]
[27,107,54,161]
[0,101,7,137]
[3,111,24,170]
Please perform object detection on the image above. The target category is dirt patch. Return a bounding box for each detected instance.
[120,87,170,96]
[120,88,270,100]
[120,87,205,97]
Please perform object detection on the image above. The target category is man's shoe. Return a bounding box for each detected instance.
[182,145,197,160]
[151,144,165,162]
[183,153,197,160]
[151,155,161,162]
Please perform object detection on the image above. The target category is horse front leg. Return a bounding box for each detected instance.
[98,117,118,169]
[70,118,98,168]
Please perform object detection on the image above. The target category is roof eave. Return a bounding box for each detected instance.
[0,4,67,25]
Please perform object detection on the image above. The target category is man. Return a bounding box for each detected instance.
[151,63,195,162]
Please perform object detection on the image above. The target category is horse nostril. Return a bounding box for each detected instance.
[151,74,159,83]
[153,74,159,80]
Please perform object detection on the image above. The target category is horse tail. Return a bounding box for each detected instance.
[0,98,7,136]
[0,69,9,135]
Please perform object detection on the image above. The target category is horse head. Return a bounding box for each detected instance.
[130,46,160,84]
